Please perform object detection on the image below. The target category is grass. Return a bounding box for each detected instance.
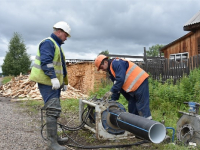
[1,76,14,84]
[61,98,79,112]
[3,69,200,149]
[86,68,200,149]
[18,100,43,114]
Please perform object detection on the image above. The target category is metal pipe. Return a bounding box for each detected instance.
[109,110,166,144]
[82,99,97,107]
[166,127,175,142]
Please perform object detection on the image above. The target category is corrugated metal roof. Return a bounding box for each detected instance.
[184,10,200,27]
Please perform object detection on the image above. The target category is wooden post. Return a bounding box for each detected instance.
[143,47,147,71]
[144,47,147,62]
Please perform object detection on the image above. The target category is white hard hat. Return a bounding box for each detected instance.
[53,21,71,37]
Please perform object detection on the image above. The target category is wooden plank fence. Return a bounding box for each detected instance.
[65,52,200,84]
[142,54,200,84]
[107,53,200,84]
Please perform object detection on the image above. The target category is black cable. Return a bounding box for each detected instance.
[40,123,48,141]
[66,140,149,149]
[58,106,91,131]
[41,104,150,149]
[40,106,91,140]
[81,106,93,125]
[59,124,149,149]
[82,106,95,126]
[61,127,85,147]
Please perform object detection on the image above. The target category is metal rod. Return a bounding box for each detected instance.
[82,99,97,107]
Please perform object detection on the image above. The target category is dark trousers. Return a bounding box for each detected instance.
[121,78,151,118]
[38,83,62,117]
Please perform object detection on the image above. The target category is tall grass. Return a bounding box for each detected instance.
[6,68,200,149]
[91,68,200,144]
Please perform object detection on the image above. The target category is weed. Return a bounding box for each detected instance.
[15,68,200,150]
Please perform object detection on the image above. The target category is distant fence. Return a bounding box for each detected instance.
[141,55,200,83]
[65,53,200,84]
[107,53,200,84]
[65,59,94,66]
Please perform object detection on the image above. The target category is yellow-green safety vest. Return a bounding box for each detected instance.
[29,37,68,85]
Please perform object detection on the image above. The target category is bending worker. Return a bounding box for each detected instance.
[95,54,152,120]
[29,21,70,150]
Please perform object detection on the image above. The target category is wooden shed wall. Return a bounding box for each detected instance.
[163,30,200,58]
[67,62,106,95]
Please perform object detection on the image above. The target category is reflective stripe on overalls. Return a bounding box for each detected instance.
[29,37,68,85]
[110,58,149,92]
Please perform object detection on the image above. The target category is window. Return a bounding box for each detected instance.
[170,52,189,61]
[169,52,189,69]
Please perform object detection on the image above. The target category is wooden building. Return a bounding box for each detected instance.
[160,11,200,61]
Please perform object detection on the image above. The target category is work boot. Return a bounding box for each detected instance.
[57,136,69,145]
[46,116,67,150]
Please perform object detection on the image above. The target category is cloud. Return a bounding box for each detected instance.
[0,0,200,73]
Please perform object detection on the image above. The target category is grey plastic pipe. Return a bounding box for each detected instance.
[109,110,166,144]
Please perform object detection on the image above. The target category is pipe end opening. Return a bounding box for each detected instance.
[149,123,166,143]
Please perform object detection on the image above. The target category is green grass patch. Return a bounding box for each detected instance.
[19,100,43,114]
[16,68,200,149]
[2,76,14,84]
[60,98,79,113]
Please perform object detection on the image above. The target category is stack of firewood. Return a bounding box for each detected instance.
[0,74,88,101]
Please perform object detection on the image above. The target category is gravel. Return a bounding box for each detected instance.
[0,97,47,150]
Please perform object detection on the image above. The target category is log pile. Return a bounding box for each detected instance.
[67,62,107,94]
[0,74,88,101]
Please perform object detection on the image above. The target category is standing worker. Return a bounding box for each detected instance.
[29,21,71,150]
[94,54,152,119]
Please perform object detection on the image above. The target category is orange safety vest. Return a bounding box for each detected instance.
[110,58,149,92]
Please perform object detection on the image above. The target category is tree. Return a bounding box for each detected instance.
[146,44,164,57]
[2,32,31,76]
[99,50,109,56]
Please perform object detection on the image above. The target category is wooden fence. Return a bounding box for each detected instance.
[141,54,200,83]
[107,53,200,84]
[66,52,200,84]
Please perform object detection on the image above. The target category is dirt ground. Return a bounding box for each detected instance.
[0,96,48,150]
[0,77,151,150]
[0,96,154,150]
[0,97,152,150]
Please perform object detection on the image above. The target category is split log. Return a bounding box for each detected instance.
[0,75,88,101]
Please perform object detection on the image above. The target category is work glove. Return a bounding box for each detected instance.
[60,83,68,91]
[51,78,60,90]
[102,91,113,100]
[62,85,68,91]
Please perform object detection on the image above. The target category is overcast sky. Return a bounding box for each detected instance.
[0,0,200,73]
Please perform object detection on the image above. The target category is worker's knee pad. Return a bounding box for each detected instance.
[42,98,61,118]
